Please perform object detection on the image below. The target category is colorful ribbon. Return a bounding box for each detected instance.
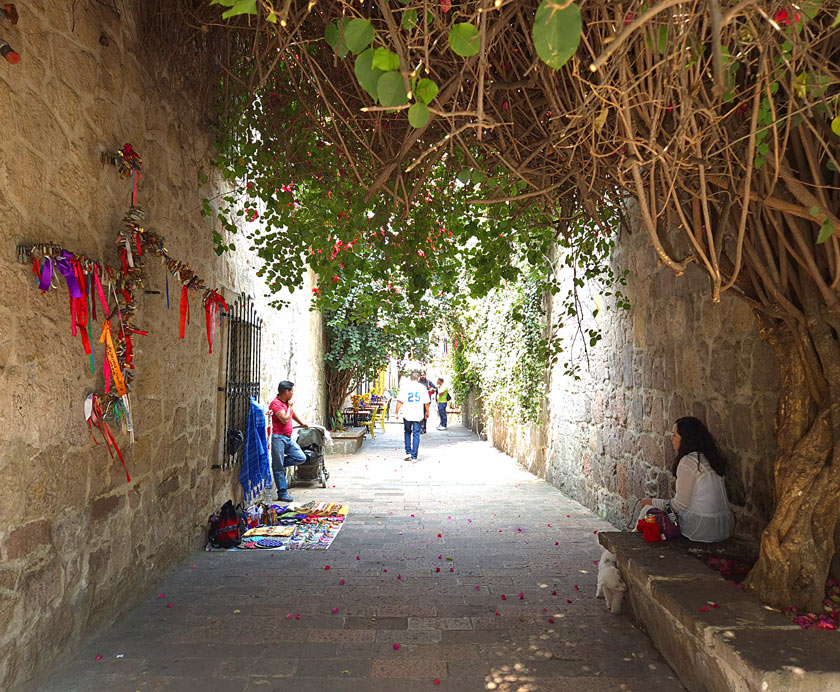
[204,290,229,354]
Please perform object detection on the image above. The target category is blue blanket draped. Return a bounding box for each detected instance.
[240,397,272,503]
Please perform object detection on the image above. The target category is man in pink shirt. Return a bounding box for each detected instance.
[268,380,309,503]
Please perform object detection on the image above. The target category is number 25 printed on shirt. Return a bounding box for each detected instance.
[407,392,421,402]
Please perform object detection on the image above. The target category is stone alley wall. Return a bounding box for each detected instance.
[0,5,324,691]
[463,219,779,540]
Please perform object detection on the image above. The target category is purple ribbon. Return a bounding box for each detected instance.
[55,251,82,298]
[38,258,53,291]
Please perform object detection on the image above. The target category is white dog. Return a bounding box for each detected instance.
[595,548,626,614]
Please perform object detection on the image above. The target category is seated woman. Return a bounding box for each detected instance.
[641,416,734,543]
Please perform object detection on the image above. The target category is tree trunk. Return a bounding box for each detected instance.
[325,365,356,430]
[745,321,840,612]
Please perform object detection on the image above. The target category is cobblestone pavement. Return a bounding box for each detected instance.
[41,423,683,692]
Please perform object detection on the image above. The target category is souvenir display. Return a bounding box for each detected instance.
[206,503,349,551]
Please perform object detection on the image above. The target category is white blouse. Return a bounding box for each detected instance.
[652,452,734,542]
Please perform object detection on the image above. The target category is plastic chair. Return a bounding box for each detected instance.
[362,410,375,440]
[373,404,387,432]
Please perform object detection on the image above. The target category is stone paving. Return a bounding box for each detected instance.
[40,423,683,692]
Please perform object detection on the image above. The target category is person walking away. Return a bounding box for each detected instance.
[418,371,436,433]
[435,377,451,430]
[395,371,430,461]
[268,380,309,503]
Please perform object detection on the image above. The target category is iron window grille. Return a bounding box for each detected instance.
[218,293,263,469]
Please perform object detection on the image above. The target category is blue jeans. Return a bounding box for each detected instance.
[271,434,307,493]
[437,402,448,428]
[403,420,422,458]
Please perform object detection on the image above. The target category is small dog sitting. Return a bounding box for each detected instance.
[595,548,626,614]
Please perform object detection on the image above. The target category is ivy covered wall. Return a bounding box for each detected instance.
[460,219,779,538]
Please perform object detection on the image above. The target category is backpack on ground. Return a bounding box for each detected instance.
[208,500,243,548]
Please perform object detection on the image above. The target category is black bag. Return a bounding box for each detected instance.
[208,500,243,548]
[446,392,452,402]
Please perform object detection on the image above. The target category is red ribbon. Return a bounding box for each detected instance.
[204,290,229,354]
[87,395,130,483]
[70,260,92,355]
[179,284,190,338]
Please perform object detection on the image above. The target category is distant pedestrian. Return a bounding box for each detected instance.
[395,371,430,461]
[418,371,437,433]
[435,377,451,430]
[268,380,309,503]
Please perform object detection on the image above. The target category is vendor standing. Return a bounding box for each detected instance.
[269,380,308,503]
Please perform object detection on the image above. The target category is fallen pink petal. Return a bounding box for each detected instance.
[339,579,346,585]
[157,593,165,599]
[331,607,339,614]
[94,654,103,661]
[699,606,710,612]
[166,603,173,608]
[518,593,524,599]
[393,643,401,650]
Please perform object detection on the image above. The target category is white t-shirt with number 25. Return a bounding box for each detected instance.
[398,381,431,422]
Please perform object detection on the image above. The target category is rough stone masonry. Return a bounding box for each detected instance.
[0,4,324,690]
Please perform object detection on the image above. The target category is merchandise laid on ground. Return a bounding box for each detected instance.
[206,501,348,551]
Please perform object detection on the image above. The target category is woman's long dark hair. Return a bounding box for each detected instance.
[671,416,727,477]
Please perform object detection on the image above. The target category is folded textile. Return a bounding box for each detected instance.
[239,398,272,503]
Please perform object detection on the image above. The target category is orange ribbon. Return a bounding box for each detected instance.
[100,320,127,397]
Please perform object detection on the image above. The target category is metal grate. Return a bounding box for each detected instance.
[219,293,262,469]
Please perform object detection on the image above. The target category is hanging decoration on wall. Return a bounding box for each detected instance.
[17,142,230,482]
[0,36,19,64]
[0,4,18,24]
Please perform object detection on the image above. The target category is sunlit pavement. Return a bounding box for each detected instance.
[40,423,683,692]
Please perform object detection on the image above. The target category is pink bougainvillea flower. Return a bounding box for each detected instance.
[166,603,173,608]
[356,556,360,560]
[547,524,552,527]
[295,614,301,620]
[699,606,710,612]
[475,586,480,591]
[449,567,454,572]
[332,608,339,614]
[433,679,441,685]
[518,593,525,600]
[548,617,555,623]
[494,609,501,616]
[438,555,443,559]
[437,534,442,538]
[435,568,441,573]
[383,569,388,573]
[324,565,331,570]
[501,594,507,600]
[573,585,580,591]
[551,590,557,595]
[286,614,293,619]
[95,654,103,661]
[555,542,559,546]
[397,574,402,580]
[339,579,346,585]
[566,514,570,518]
[157,593,165,598]
[566,599,572,604]
[411,514,415,518]
[393,643,401,650]
[498,529,502,533]
[594,530,598,534]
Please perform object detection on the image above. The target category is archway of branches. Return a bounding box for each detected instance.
[142,0,840,612]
